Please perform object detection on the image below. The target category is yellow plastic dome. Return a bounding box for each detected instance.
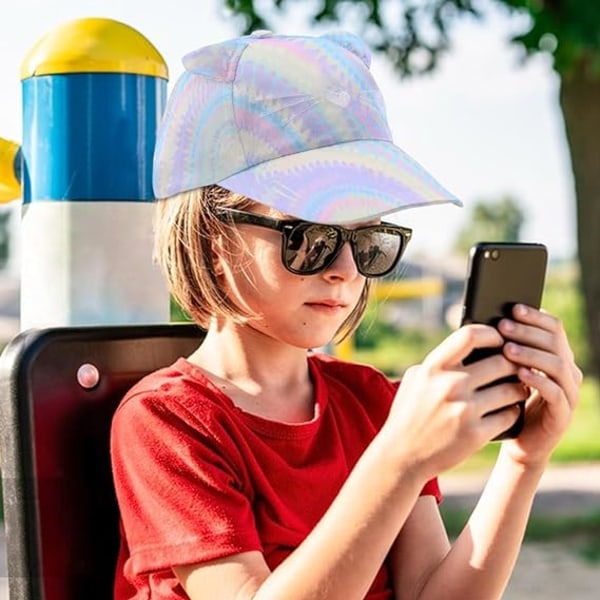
[21,17,168,79]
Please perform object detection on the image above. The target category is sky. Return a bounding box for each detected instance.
[0,0,577,262]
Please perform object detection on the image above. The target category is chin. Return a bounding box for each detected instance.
[294,333,337,351]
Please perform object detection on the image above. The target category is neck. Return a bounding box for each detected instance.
[187,321,316,423]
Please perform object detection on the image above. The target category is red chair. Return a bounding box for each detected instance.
[0,324,204,599]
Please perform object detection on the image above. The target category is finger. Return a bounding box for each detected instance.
[511,304,562,333]
[480,403,522,441]
[518,367,574,411]
[519,373,576,440]
[497,318,554,352]
[504,343,580,405]
[509,306,577,360]
[498,314,574,365]
[463,352,520,391]
[473,379,528,417]
[423,324,504,370]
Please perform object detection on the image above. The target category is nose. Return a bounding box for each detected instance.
[322,242,360,282]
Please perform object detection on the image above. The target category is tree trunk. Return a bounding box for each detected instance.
[559,60,600,377]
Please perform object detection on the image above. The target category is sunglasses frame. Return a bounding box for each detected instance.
[216,208,412,278]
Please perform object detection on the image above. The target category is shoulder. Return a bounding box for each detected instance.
[110,359,247,480]
[309,351,398,394]
[112,358,232,440]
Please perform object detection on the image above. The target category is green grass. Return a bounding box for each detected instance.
[440,506,600,563]
[352,328,447,375]
[551,377,600,463]
[441,506,600,543]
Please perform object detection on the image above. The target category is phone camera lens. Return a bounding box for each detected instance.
[484,249,500,260]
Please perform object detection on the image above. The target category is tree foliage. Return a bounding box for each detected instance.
[225,0,480,75]
[453,196,525,255]
[222,0,600,77]
[503,0,600,76]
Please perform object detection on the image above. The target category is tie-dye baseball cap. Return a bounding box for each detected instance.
[153,31,461,223]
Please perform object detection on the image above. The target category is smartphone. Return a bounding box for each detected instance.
[460,242,548,439]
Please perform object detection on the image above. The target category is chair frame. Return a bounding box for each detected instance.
[0,323,204,599]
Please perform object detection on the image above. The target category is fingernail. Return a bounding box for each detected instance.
[515,304,528,316]
[501,319,515,332]
[506,342,520,355]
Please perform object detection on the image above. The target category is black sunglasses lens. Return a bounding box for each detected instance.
[284,224,341,273]
[354,228,403,276]
[282,222,406,277]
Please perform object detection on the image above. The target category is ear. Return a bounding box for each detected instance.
[211,234,227,276]
[212,256,225,277]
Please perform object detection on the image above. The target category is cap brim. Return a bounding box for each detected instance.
[218,140,462,224]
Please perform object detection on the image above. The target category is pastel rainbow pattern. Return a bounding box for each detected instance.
[153,32,461,223]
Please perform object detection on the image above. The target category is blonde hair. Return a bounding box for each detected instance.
[154,184,370,342]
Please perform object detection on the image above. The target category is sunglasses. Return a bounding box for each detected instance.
[216,208,412,278]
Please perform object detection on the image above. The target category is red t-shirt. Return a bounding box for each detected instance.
[111,353,441,599]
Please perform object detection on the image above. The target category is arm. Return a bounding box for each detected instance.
[435,452,544,598]
[391,305,581,600]
[391,453,544,600]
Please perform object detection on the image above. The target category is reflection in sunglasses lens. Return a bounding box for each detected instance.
[355,231,400,275]
[285,225,402,276]
[287,225,339,272]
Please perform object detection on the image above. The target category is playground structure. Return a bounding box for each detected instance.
[0,17,171,331]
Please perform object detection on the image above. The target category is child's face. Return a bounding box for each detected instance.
[218,207,367,349]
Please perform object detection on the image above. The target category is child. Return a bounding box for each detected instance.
[111,31,582,599]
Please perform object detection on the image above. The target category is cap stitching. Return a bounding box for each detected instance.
[230,40,251,173]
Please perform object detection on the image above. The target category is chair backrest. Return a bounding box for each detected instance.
[0,324,204,600]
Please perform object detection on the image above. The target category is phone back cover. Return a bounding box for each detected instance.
[462,243,548,326]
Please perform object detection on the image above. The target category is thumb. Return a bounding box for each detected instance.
[423,324,504,370]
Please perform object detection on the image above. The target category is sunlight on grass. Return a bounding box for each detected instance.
[552,377,600,462]
[440,506,600,563]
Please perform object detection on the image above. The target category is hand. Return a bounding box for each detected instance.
[497,304,583,466]
[383,324,529,479]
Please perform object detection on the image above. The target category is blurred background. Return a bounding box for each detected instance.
[0,1,598,598]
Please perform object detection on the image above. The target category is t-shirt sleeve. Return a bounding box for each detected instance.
[420,477,442,503]
[110,391,261,577]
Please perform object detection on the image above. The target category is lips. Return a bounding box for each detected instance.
[306,299,348,308]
